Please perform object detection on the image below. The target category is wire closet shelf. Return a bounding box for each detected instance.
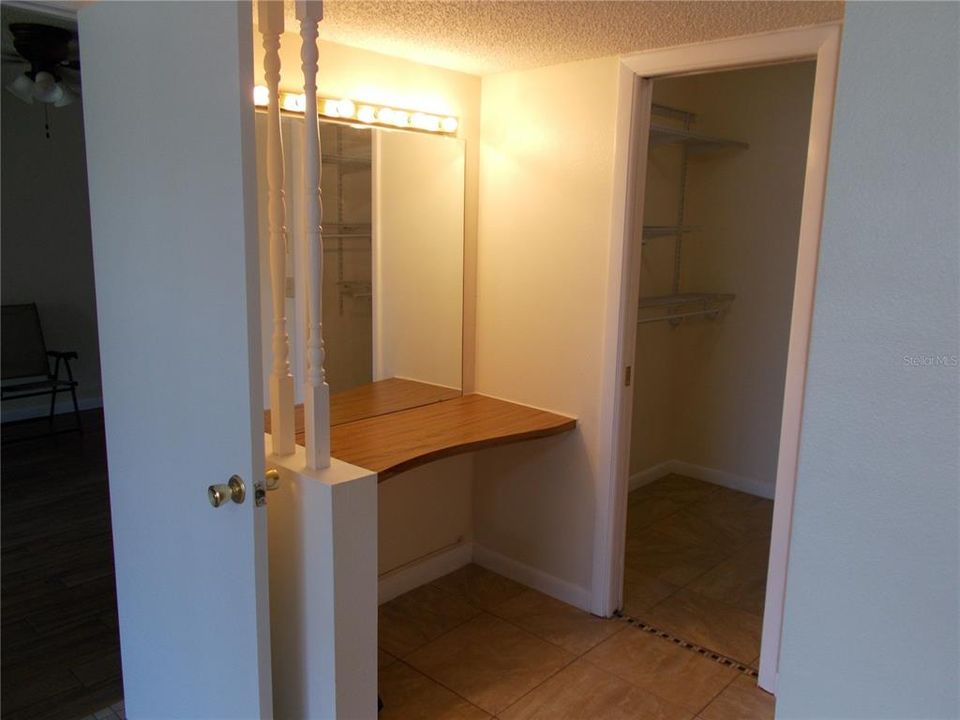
[638,103,746,326]
[637,293,736,325]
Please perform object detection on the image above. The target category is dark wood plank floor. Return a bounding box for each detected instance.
[2,410,123,720]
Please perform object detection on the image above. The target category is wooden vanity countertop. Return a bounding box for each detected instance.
[266,389,577,480]
[330,393,577,480]
[264,377,461,430]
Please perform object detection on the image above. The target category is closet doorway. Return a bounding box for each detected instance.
[597,25,842,695]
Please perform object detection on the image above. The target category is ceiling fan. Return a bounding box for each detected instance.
[3,22,80,107]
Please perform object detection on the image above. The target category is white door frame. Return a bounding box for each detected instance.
[592,22,843,693]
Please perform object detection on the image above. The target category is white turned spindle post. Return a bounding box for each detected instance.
[296,0,331,469]
[260,0,296,456]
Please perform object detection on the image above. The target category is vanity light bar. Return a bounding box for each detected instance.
[320,97,459,134]
[253,85,458,135]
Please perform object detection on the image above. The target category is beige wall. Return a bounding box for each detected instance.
[378,455,473,576]
[253,34,481,580]
[473,56,622,603]
[631,63,816,495]
[629,81,695,473]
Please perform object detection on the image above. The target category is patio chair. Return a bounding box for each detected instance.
[1,303,82,434]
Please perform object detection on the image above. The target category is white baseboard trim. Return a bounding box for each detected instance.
[671,460,775,500]
[631,459,775,500]
[1,395,103,424]
[628,460,674,492]
[376,541,593,613]
[378,542,473,605]
[472,543,591,612]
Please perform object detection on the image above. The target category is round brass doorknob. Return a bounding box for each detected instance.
[265,467,281,491]
[208,475,246,508]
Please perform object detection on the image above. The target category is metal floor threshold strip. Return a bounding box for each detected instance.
[614,611,759,678]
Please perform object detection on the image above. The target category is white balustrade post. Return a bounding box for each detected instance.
[296,0,331,469]
[259,0,296,456]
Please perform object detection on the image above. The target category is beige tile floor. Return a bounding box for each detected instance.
[379,536,774,718]
[82,476,772,720]
[623,475,773,667]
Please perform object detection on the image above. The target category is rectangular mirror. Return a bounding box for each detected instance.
[255,113,465,425]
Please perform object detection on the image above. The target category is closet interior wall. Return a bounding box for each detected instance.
[632,62,816,497]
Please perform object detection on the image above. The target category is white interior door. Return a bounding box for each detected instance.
[79,3,271,717]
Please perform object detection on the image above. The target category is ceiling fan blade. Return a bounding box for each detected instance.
[66,37,79,64]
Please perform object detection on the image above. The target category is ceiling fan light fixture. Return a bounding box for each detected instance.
[6,23,81,111]
[54,85,77,107]
[32,71,63,104]
[6,73,35,104]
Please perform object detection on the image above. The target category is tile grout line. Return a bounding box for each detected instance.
[381,576,497,661]
[491,632,590,719]
[389,602,544,718]
[639,555,764,640]
[380,577,530,716]
[393,657,493,718]
[614,611,759,678]
[625,482,771,686]
[398,605,482,658]
[495,655,579,718]
[392,586,609,718]
[697,669,743,716]
[485,595,639,717]
[444,607,579,716]
[626,492,743,599]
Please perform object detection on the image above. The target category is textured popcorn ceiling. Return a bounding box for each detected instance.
[278,0,843,76]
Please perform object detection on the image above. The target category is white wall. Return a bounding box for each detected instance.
[777,3,959,718]
[473,56,621,606]
[373,128,464,389]
[1,65,102,418]
[631,63,816,496]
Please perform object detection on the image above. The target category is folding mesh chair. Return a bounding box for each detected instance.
[1,303,82,434]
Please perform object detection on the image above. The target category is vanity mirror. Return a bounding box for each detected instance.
[255,112,465,425]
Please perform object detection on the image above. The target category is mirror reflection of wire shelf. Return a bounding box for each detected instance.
[336,280,372,300]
